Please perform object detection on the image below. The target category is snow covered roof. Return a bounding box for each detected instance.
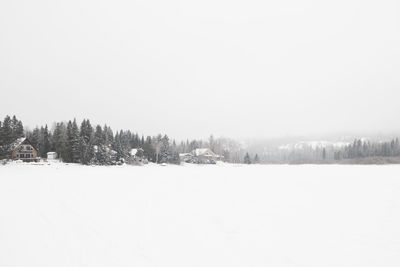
[0,138,37,154]
[10,137,26,150]
[192,148,216,157]
[179,153,193,158]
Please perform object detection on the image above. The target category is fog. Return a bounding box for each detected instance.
[1,0,399,139]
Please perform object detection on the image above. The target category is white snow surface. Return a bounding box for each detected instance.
[1,163,400,267]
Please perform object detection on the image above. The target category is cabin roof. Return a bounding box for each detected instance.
[10,137,25,150]
[192,148,216,157]
[11,138,38,151]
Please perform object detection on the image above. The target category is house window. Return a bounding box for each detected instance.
[16,154,19,158]
[26,154,30,158]
[20,154,25,158]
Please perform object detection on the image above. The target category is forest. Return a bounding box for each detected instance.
[1,115,399,165]
[0,115,244,165]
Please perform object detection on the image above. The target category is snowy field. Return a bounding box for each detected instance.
[1,163,400,267]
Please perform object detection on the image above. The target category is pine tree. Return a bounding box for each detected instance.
[222,149,230,162]
[159,134,170,163]
[0,116,14,158]
[168,139,180,164]
[30,127,40,150]
[102,125,113,147]
[93,125,108,164]
[69,119,81,163]
[10,115,24,139]
[0,121,4,157]
[41,125,51,158]
[94,125,103,146]
[113,131,122,161]
[80,119,94,164]
[11,115,19,139]
[0,121,2,147]
[141,135,145,146]
[254,154,260,163]
[143,136,155,162]
[244,152,251,164]
[53,122,68,161]
[1,116,13,145]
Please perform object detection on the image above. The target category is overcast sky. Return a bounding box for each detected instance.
[1,0,399,139]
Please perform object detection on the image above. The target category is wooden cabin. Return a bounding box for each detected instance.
[11,138,39,162]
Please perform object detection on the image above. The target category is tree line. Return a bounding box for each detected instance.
[0,115,246,165]
[3,115,398,165]
[256,139,400,164]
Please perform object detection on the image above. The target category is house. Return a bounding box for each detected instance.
[47,152,58,160]
[192,148,219,164]
[11,138,39,162]
[179,153,194,163]
[179,148,221,164]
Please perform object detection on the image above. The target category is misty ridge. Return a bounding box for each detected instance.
[1,114,400,165]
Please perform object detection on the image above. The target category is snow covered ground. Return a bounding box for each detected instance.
[1,163,400,267]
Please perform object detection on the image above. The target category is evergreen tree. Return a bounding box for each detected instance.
[11,115,24,139]
[94,125,103,146]
[102,125,113,146]
[68,119,81,163]
[93,124,110,164]
[41,125,51,158]
[141,135,145,146]
[11,115,19,139]
[169,139,180,164]
[30,127,40,150]
[143,136,155,162]
[80,119,94,164]
[254,154,260,163]
[1,116,13,145]
[159,134,170,163]
[222,149,230,162]
[0,115,24,158]
[244,152,251,164]
[53,123,68,161]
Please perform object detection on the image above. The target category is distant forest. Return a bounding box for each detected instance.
[1,115,400,165]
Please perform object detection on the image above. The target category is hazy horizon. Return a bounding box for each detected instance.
[2,114,400,143]
[1,0,399,140]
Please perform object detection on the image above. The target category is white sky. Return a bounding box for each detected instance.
[1,0,399,139]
